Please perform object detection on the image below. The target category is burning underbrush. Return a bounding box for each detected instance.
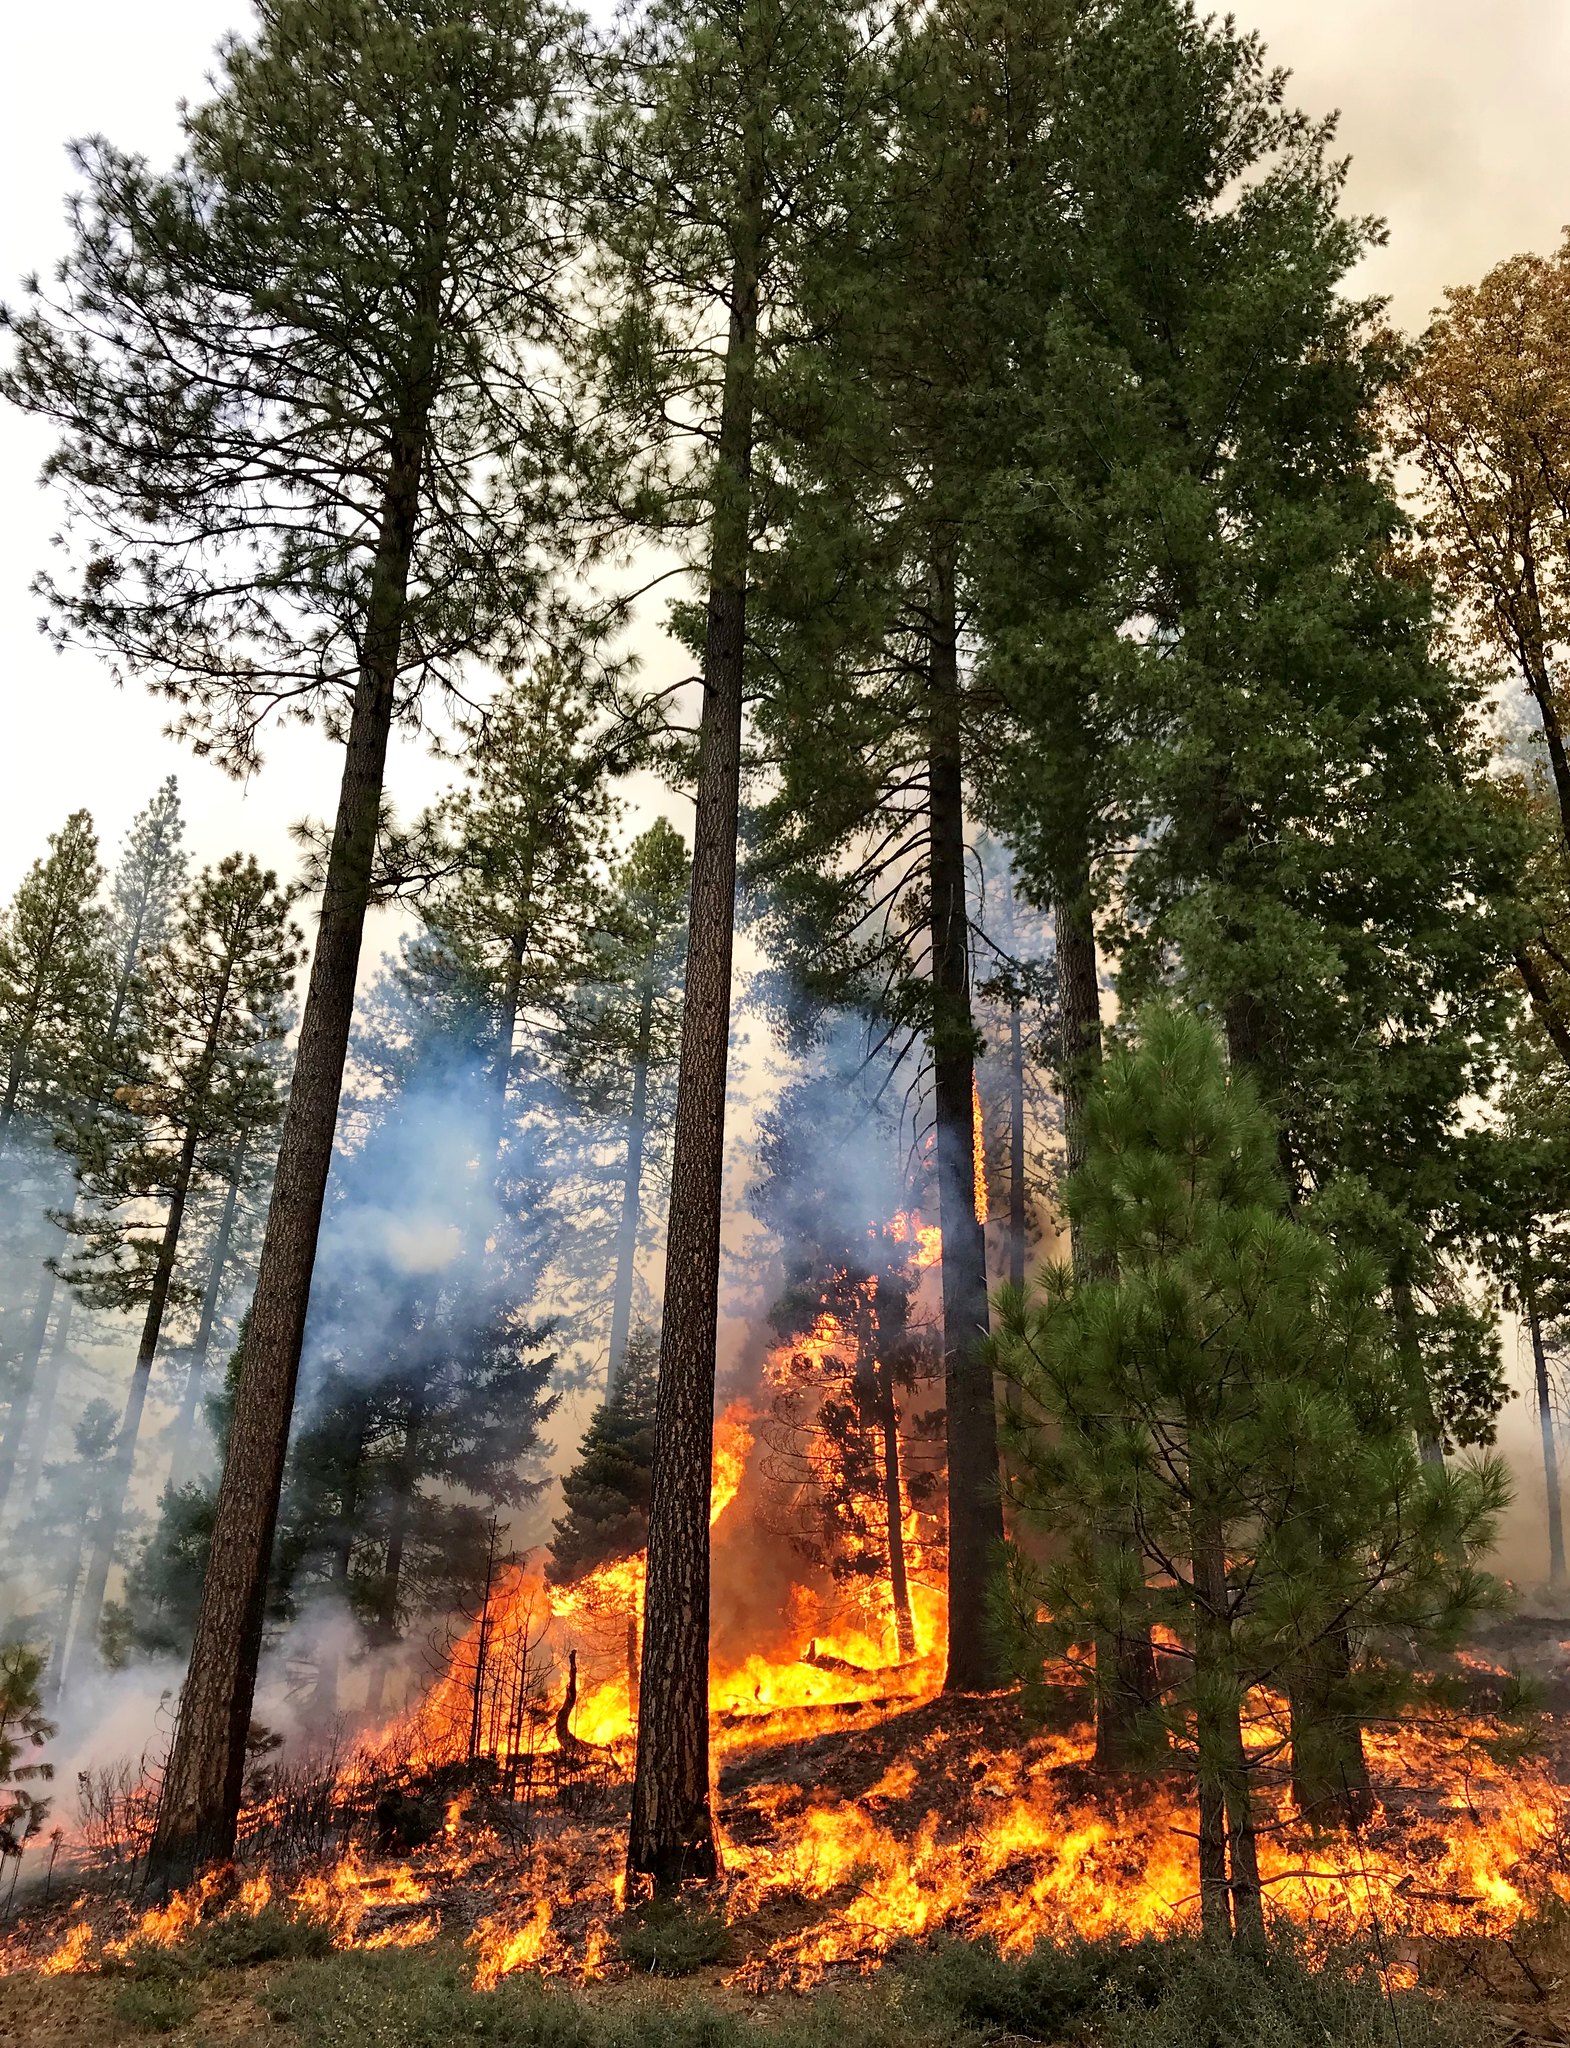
[8,1647,1570,1998]
[7,1325,1570,2007]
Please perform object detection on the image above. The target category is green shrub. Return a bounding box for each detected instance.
[912,1930,1491,2048]
[262,1947,751,2048]
[263,1948,602,2048]
[187,1901,336,1968]
[615,1901,731,1978]
[109,1975,200,2034]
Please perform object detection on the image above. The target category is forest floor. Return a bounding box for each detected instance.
[5,1665,1570,2045]
[0,1910,1558,2048]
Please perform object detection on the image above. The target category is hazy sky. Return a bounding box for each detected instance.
[2,0,1567,914]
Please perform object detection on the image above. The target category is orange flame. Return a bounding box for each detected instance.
[971,1075,987,1227]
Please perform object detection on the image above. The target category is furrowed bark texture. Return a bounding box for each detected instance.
[626,198,761,1895]
[926,534,1005,1696]
[149,426,424,1885]
[607,975,654,1396]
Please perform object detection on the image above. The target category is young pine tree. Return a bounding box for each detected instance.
[0,782,190,1521]
[0,811,109,1157]
[548,1326,660,1584]
[11,1400,124,1697]
[3,0,583,1876]
[418,665,622,1141]
[57,856,298,1694]
[0,1643,55,1859]
[994,1009,1507,1946]
[0,810,117,1514]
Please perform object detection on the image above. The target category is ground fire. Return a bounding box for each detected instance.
[6,1316,1570,1996]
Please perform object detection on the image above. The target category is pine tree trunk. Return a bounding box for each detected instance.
[0,995,45,1136]
[1529,1282,1567,1592]
[856,1290,915,1660]
[1516,947,1570,1072]
[1007,1003,1027,1292]
[149,414,427,1886]
[1191,1500,1262,1945]
[374,1404,424,1646]
[1392,1274,1445,1464]
[877,1354,916,1662]
[494,926,527,1124]
[607,975,654,1397]
[18,1293,76,1520]
[169,1142,246,1488]
[312,1408,367,1723]
[46,1513,91,1706]
[0,1265,60,1518]
[1053,857,1101,1270]
[1288,1625,1371,1824]
[65,1077,217,1695]
[926,530,1005,1695]
[1055,862,1158,1763]
[626,178,762,1898]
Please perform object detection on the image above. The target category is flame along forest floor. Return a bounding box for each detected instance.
[7,1668,1570,2044]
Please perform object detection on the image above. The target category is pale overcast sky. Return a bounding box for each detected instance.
[2,0,1567,916]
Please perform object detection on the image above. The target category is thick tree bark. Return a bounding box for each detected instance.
[169,1142,246,1489]
[626,188,761,1896]
[927,531,1005,1695]
[606,975,654,1397]
[1529,1282,1567,1592]
[149,420,425,1886]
